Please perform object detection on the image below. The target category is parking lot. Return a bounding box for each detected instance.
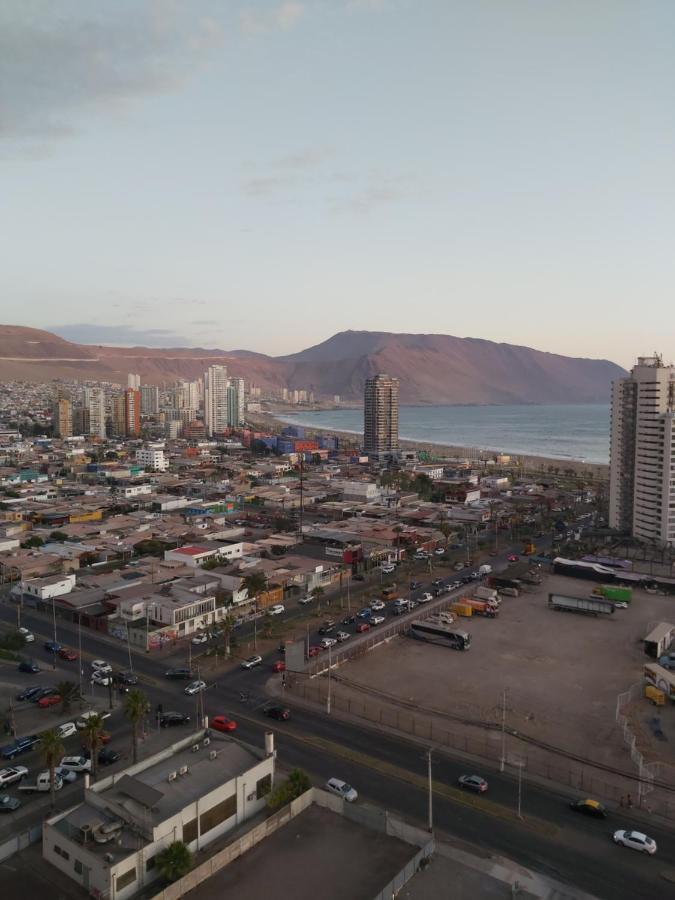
[325,573,675,777]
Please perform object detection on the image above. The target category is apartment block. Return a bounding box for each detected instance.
[364,374,399,456]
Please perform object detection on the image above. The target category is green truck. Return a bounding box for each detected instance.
[592,585,632,604]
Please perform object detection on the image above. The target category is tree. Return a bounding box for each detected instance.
[49,531,69,542]
[124,688,150,764]
[80,713,105,781]
[56,680,80,714]
[311,585,325,610]
[39,728,64,810]
[267,769,311,809]
[242,571,267,604]
[21,535,44,549]
[220,613,236,659]
[157,841,192,883]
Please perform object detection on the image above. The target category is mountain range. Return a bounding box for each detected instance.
[0,324,625,404]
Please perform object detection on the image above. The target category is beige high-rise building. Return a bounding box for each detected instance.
[52,397,73,438]
[204,365,229,436]
[364,374,399,456]
[609,354,675,546]
[84,387,107,439]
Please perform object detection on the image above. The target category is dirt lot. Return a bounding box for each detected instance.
[330,573,675,776]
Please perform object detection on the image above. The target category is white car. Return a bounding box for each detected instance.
[191,633,208,645]
[18,627,34,643]
[369,615,385,625]
[325,777,358,802]
[184,680,207,695]
[320,637,337,649]
[0,766,28,787]
[91,660,112,674]
[614,602,629,609]
[298,596,313,605]
[419,593,433,603]
[370,600,385,611]
[76,710,111,729]
[381,565,396,574]
[54,766,78,784]
[336,631,350,642]
[434,547,446,556]
[267,604,285,616]
[59,755,91,773]
[612,830,657,854]
[91,671,111,686]
[56,722,77,739]
[241,655,263,669]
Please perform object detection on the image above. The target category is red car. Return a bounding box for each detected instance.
[38,694,61,708]
[272,661,286,673]
[211,715,237,733]
[59,648,78,661]
[355,622,371,633]
[307,646,321,658]
[507,554,519,562]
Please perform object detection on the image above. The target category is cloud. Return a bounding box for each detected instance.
[51,323,189,347]
[242,145,332,196]
[0,2,225,145]
[331,175,412,214]
[239,2,305,34]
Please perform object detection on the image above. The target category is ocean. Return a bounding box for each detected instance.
[275,403,610,464]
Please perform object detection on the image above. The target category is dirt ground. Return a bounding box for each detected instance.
[334,573,675,776]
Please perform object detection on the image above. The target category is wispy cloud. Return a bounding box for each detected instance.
[242,145,333,196]
[239,2,305,34]
[331,175,412,214]
[51,323,189,347]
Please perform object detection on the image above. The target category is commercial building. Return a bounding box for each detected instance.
[364,374,399,457]
[43,730,275,900]
[609,354,675,546]
[204,365,229,436]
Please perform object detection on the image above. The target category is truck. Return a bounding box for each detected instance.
[547,593,615,616]
[478,564,492,576]
[451,602,474,617]
[19,771,63,793]
[474,586,499,603]
[381,586,397,602]
[462,598,498,617]
[591,585,633,604]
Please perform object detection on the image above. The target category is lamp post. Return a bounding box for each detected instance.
[499,689,507,773]
[326,643,332,715]
[426,748,434,833]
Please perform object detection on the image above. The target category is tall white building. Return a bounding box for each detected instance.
[204,365,229,436]
[140,384,159,415]
[84,387,107,439]
[227,377,245,427]
[609,354,675,547]
[127,373,141,390]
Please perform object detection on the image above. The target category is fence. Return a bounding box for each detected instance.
[0,824,42,863]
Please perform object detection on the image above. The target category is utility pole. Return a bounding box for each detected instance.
[427,748,434,833]
[298,454,304,541]
[326,643,332,715]
[500,688,507,772]
[78,614,83,700]
[51,596,57,670]
[516,761,524,820]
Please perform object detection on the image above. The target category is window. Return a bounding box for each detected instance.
[146,856,156,872]
[183,817,198,844]
[256,774,272,800]
[54,845,70,861]
[199,793,237,835]
[116,867,137,890]
[74,860,83,875]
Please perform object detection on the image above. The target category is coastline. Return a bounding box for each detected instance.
[248,409,609,480]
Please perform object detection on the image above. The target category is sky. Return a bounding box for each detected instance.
[1,0,674,367]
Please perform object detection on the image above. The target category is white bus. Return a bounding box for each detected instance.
[409,619,471,650]
[643,663,675,701]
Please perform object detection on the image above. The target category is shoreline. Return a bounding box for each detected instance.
[249,409,609,479]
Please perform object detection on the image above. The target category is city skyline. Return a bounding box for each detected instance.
[2,2,675,367]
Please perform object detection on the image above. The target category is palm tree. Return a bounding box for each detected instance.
[39,728,64,810]
[157,841,192,883]
[220,612,235,659]
[56,680,80,714]
[80,713,105,781]
[242,571,267,605]
[311,585,325,610]
[124,688,149,764]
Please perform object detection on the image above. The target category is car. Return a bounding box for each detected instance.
[17,661,40,674]
[264,705,290,721]
[434,547,446,556]
[56,722,77,739]
[16,685,44,702]
[267,604,285,616]
[318,621,336,635]
[336,631,350,643]
[54,766,78,784]
[18,627,34,643]
[91,671,111,686]
[507,554,519,562]
[58,648,78,661]
[38,694,61,708]
[357,607,372,619]
[191,633,208,645]
[369,615,385,626]
[320,637,337,649]
[1,736,40,759]
[298,596,314,605]
[32,687,58,702]
[409,581,422,590]
[342,615,357,625]
[241,655,263,670]
[112,671,139,687]
[419,593,433,603]
[612,830,657,854]
[0,766,28,787]
[432,579,443,588]
[614,602,629,609]
[355,622,370,633]
[184,680,207,695]
[307,646,321,658]
[160,712,191,728]
[59,755,91,773]
[370,600,385,611]
[75,710,111,730]
[272,661,286,673]
[164,667,194,680]
[43,641,61,654]
[352,573,365,581]
[90,660,112,674]
[458,775,488,793]
[381,565,396,575]
[0,795,21,813]
[94,747,121,766]
[210,715,236,732]
[470,572,480,580]
[325,777,358,802]
[569,799,607,819]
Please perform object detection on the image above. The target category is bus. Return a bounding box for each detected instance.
[643,663,675,701]
[409,618,471,650]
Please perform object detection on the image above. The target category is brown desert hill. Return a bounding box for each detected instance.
[0,324,625,404]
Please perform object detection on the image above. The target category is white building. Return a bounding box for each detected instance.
[136,447,168,472]
[609,354,675,546]
[43,730,275,900]
[204,365,229,436]
[17,572,76,600]
[84,387,106,440]
[164,543,244,568]
[227,377,245,427]
[127,373,141,389]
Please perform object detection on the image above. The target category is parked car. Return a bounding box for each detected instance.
[318,621,336,635]
[241,655,263,670]
[419,593,433,603]
[409,580,422,590]
[369,615,385,626]
[381,565,396,574]
[164,667,193,680]
[91,671,110,687]
[90,660,112,675]
[612,830,657,854]
[43,641,61,654]
[75,710,111,730]
[352,573,365,581]
[54,767,78,784]
[82,747,120,766]
[298,596,313,605]
[355,622,370,633]
[307,646,321,658]
[336,631,350,643]
[264,705,290,721]
[614,602,629,610]
[1,736,40,759]
[267,604,285,616]
[38,694,61,708]
[16,686,44,702]
[569,799,607,819]
[112,671,139,687]
[160,712,190,728]
[320,637,337,649]
[0,795,21,813]
[434,547,446,556]
[17,661,40,674]
[18,628,34,643]
[32,687,58,702]
[370,600,385,611]
[357,607,372,619]
[272,660,286,673]
[184,680,207,696]
[191,633,208,645]
[0,766,28,787]
[325,777,358,802]
[58,756,91,773]
[342,615,357,625]
[210,715,236,732]
[58,649,78,661]
[432,579,444,588]
[56,722,77,739]
[658,653,675,669]
[458,775,488,793]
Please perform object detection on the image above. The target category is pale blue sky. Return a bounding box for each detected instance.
[2,0,674,366]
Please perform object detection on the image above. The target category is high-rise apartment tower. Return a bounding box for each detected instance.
[364,374,399,456]
[204,365,229,436]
